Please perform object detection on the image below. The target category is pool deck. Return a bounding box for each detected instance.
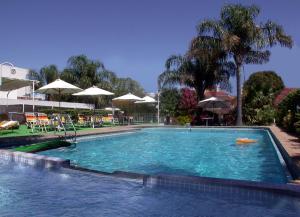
[269,125,300,183]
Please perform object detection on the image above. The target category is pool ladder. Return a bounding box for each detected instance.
[55,114,77,143]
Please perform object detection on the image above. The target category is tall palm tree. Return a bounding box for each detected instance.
[29,65,60,100]
[61,55,105,89]
[29,64,60,87]
[197,4,293,125]
[158,36,234,100]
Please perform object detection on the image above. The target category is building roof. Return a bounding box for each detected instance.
[204,90,235,102]
[0,77,35,92]
[274,88,298,106]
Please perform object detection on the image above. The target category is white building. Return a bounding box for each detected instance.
[0,63,93,114]
[0,64,33,100]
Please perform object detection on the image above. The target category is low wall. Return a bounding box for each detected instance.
[0,149,70,169]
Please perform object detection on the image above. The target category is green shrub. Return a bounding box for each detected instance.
[295,113,300,134]
[176,115,192,125]
[277,90,300,132]
[243,71,284,125]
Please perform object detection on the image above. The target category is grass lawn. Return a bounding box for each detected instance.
[0,124,118,138]
[13,140,71,153]
[0,125,40,138]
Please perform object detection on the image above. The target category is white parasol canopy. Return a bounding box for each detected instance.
[112,93,143,124]
[73,86,114,128]
[105,107,120,111]
[134,96,156,104]
[198,97,229,109]
[36,78,82,108]
[112,93,143,102]
[73,86,114,96]
[36,79,82,95]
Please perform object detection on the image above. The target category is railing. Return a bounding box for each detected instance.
[52,114,77,143]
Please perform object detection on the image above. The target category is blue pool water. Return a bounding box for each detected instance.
[41,128,288,183]
[0,161,300,217]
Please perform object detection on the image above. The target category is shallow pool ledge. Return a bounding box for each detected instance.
[0,149,70,169]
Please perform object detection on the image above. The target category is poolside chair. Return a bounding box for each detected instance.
[0,121,19,130]
[77,114,86,127]
[113,118,119,125]
[102,116,114,126]
[37,113,51,132]
[93,115,103,127]
[25,112,38,133]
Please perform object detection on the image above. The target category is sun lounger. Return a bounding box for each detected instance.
[25,112,38,133]
[0,121,19,130]
[37,113,51,132]
[102,116,113,124]
[113,118,119,125]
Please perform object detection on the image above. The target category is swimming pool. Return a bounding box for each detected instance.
[1,161,299,217]
[40,128,288,184]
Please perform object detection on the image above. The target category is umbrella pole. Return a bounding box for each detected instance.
[59,89,61,111]
[92,97,96,128]
[111,101,115,124]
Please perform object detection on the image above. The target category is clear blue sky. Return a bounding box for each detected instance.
[0,0,299,93]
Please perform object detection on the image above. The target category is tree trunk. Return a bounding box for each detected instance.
[195,84,205,101]
[236,65,243,126]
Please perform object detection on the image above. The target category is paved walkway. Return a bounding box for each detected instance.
[269,125,300,182]
[269,125,300,158]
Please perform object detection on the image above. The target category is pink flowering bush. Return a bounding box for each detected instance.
[178,88,198,113]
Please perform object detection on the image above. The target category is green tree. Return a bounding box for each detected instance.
[243,71,284,103]
[158,35,234,100]
[243,91,276,125]
[197,4,293,125]
[113,77,144,97]
[30,54,145,108]
[295,113,300,134]
[243,71,284,125]
[29,65,60,100]
[160,88,180,117]
[29,64,60,88]
[61,55,105,89]
[277,90,300,132]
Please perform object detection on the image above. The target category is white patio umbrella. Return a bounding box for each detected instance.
[134,96,156,104]
[36,79,82,108]
[112,93,143,102]
[112,93,143,124]
[105,107,120,112]
[198,97,229,126]
[73,86,114,97]
[198,97,229,110]
[73,86,114,127]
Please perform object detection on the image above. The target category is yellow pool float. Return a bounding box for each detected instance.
[236,138,257,145]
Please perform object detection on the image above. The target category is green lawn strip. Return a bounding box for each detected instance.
[0,125,40,138]
[13,140,71,153]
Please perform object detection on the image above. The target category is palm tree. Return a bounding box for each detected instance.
[197,4,293,125]
[158,36,234,100]
[29,65,60,100]
[29,65,60,87]
[61,55,105,89]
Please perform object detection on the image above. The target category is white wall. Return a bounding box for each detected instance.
[0,65,32,99]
